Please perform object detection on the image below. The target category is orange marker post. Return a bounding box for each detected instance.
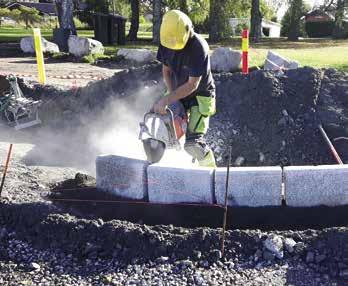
[242,29,249,75]
[0,143,13,196]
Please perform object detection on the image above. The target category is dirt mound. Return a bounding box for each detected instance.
[208,67,348,166]
[1,65,347,167]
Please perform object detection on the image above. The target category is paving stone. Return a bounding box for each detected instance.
[215,167,282,207]
[148,164,214,204]
[264,51,299,70]
[96,155,148,200]
[284,165,348,207]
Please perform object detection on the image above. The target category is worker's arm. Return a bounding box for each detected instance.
[153,76,201,114]
[162,64,174,93]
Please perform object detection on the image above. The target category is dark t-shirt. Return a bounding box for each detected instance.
[157,33,215,107]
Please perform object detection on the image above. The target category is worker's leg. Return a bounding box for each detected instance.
[184,105,216,167]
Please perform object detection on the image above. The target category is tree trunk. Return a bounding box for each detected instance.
[333,0,346,39]
[152,0,162,44]
[288,0,303,41]
[55,0,77,35]
[209,0,231,42]
[179,0,188,14]
[128,0,139,40]
[250,0,262,43]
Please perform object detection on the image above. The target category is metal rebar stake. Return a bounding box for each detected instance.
[318,124,343,165]
[221,146,232,257]
[0,144,13,197]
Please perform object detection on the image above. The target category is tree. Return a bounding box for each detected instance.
[12,7,42,29]
[152,0,162,44]
[55,0,77,35]
[128,0,140,40]
[333,0,348,38]
[209,0,232,42]
[165,0,210,29]
[179,0,188,14]
[86,0,109,14]
[0,8,10,27]
[288,0,303,41]
[281,1,309,37]
[250,0,262,42]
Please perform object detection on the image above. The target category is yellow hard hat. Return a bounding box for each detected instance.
[160,10,193,50]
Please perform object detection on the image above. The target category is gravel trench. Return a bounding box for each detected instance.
[0,143,347,286]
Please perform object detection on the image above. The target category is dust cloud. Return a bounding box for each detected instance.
[0,84,194,175]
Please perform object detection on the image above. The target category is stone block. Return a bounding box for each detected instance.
[20,37,60,54]
[148,164,214,204]
[215,167,282,207]
[68,35,104,57]
[284,165,348,207]
[117,48,156,63]
[211,47,242,72]
[96,155,148,200]
[264,51,299,71]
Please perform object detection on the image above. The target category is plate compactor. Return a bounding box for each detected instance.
[0,75,42,130]
[139,102,187,163]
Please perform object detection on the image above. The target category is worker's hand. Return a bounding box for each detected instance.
[153,97,169,115]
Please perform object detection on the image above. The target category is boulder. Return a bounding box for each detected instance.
[68,35,104,57]
[264,51,299,71]
[264,235,284,259]
[211,47,242,72]
[20,37,60,54]
[117,48,156,63]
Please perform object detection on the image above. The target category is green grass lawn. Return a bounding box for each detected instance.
[0,27,95,42]
[1,26,347,72]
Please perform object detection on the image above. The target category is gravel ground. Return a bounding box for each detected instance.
[0,64,347,285]
[0,42,124,88]
[0,142,347,286]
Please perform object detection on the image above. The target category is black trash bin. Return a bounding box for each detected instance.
[94,13,127,45]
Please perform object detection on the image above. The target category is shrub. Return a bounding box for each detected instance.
[82,53,110,64]
[74,17,88,29]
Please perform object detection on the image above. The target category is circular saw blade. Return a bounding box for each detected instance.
[142,138,166,163]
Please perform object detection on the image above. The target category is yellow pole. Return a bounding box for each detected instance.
[33,28,46,85]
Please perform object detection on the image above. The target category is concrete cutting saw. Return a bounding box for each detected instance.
[0,75,42,130]
[139,102,187,163]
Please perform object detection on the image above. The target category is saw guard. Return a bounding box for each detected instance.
[139,108,182,151]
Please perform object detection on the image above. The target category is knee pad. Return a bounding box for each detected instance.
[184,138,210,161]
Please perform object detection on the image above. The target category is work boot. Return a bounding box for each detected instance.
[198,150,216,168]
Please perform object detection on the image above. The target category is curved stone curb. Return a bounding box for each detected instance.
[96,155,348,207]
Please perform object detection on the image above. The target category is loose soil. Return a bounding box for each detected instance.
[2,64,347,168]
[0,64,347,285]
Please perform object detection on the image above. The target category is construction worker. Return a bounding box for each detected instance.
[152,10,217,168]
